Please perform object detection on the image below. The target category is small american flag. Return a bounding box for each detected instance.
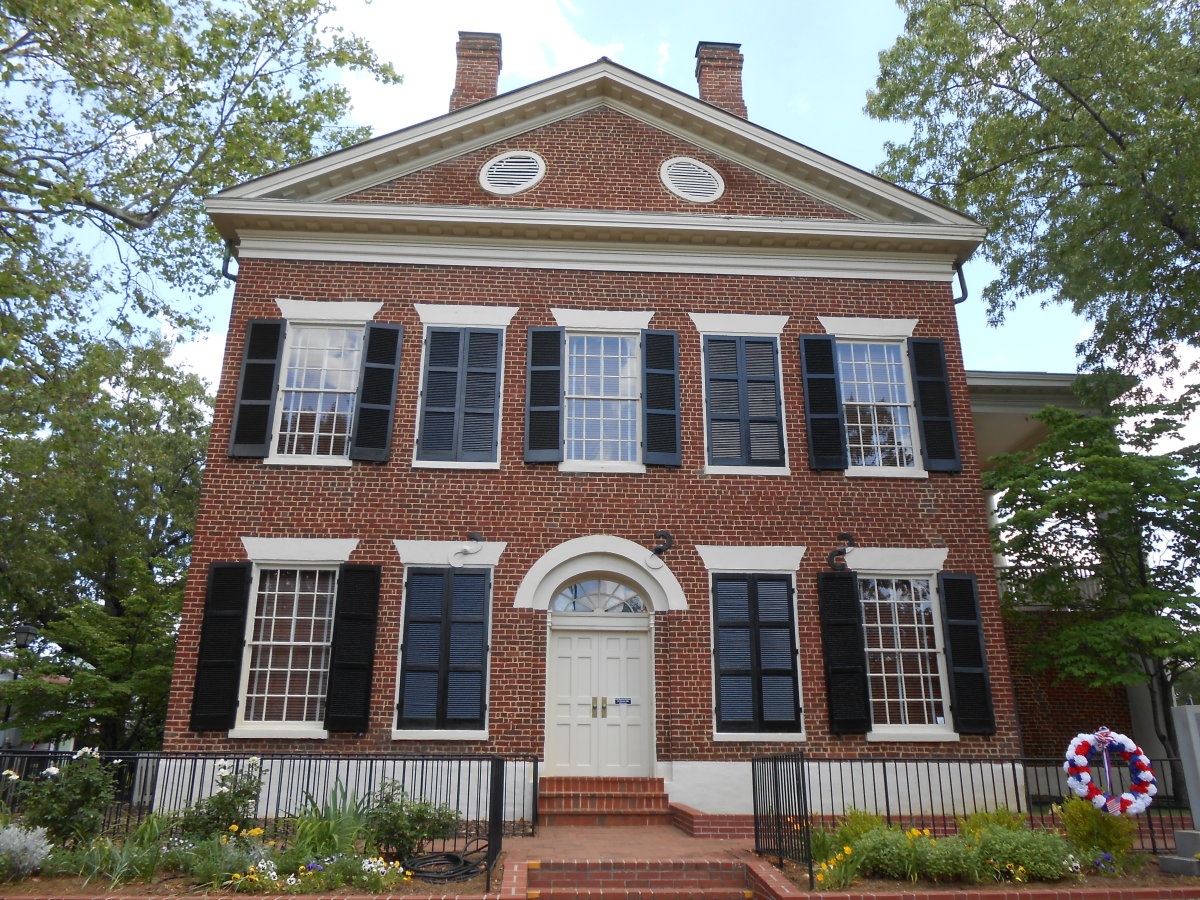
[1106,796,1123,815]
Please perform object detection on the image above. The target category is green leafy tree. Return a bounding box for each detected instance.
[867,0,1200,373]
[0,0,398,396]
[984,376,1200,758]
[0,335,210,749]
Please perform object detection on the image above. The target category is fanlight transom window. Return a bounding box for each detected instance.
[551,579,647,613]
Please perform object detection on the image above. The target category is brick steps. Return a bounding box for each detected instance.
[539,777,671,827]
[525,859,753,900]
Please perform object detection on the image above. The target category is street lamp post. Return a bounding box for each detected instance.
[4,624,38,749]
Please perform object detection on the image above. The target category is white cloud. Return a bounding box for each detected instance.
[655,41,670,77]
[329,0,621,137]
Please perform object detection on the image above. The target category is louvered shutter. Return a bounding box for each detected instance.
[909,338,961,473]
[229,321,285,457]
[713,575,800,732]
[190,562,251,731]
[397,569,489,730]
[525,327,564,462]
[349,325,402,462]
[704,336,784,466]
[324,564,381,733]
[417,328,502,462]
[817,571,870,734]
[938,573,995,735]
[800,336,848,470]
[642,330,681,466]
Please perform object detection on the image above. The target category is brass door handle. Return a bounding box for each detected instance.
[591,697,598,718]
[601,696,608,718]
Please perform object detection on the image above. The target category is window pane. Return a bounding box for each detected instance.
[275,326,362,457]
[837,341,917,468]
[565,334,639,462]
[243,568,336,724]
[860,576,946,726]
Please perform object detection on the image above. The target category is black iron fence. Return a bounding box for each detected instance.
[0,749,538,880]
[753,752,1192,879]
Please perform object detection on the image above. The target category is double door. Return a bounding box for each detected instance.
[545,627,652,776]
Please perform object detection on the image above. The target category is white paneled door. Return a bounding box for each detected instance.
[545,628,653,776]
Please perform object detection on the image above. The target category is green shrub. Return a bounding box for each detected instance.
[957,806,1026,835]
[177,758,264,839]
[807,824,837,865]
[290,780,369,857]
[976,825,1073,882]
[1055,797,1136,859]
[853,826,931,881]
[922,833,985,883]
[17,748,115,847]
[362,781,460,861]
[814,842,860,889]
[833,808,888,847]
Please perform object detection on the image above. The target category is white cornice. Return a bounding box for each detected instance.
[235,231,962,281]
[212,60,979,229]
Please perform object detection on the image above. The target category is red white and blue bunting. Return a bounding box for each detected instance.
[1063,728,1156,815]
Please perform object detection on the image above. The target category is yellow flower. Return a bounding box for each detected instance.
[816,873,825,883]
[843,846,852,855]
[246,827,264,836]
[922,828,931,836]
[231,873,241,880]
[229,824,239,832]
[836,853,844,862]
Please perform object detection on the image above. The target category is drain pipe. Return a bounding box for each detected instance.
[221,240,239,283]
[952,262,968,304]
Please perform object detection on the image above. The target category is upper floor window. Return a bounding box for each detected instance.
[525,309,680,472]
[228,300,401,466]
[413,304,516,469]
[274,326,362,458]
[801,317,961,477]
[690,313,789,476]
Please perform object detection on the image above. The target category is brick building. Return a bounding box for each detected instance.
[164,34,1063,814]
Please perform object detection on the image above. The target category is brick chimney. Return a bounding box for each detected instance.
[695,41,747,119]
[449,32,502,111]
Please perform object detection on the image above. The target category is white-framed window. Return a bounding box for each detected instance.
[565,332,640,465]
[237,566,338,730]
[802,316,961,477]
[272,326,363,460]
[837,340,919,470]
[860,575,951,733]
[525,309,680,473]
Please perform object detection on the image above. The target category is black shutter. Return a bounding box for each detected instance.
[525,327,563,462]
[190,562,251,731]
[909,338,961,473]
[817,571,870,734]
[713,575,800,732]
[229,321,285,457]
[800,336,848,470]
[704,336,784,467]
[349,325,403,462]
[324,564,381,733]
[642,330,681,466]
[417,328,502,462]
[938,573,995,735]
[397,569,489,730]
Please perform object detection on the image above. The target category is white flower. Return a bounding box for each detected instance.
[72,746,100,760]
[41,766,59,777]
[2,770,18,782]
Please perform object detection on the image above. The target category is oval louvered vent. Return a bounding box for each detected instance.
[660,157,725,203]
[479,151,546,195]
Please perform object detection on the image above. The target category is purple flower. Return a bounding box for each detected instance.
[306,862,324,872]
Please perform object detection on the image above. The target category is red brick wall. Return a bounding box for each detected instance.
[1005,616,1133,758]
[339,107,855,219]
[164,260,1017,760]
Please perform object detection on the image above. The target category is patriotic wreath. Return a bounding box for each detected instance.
[1063,728,1156,815]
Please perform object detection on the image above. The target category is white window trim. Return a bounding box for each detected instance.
[552,314,652,472]
[263,300,383,468]
[849,547,957,742]
[820,318,928,479]
[391,540,504,741]
[660,156,726,204]
[411,305,517,470]
[699,545,807,741]
[689,313,791,476]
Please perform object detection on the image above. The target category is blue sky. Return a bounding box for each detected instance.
[181,0,1090,384]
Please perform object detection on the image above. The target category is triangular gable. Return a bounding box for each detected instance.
[334,106,859,221]
[214,58,975,229]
